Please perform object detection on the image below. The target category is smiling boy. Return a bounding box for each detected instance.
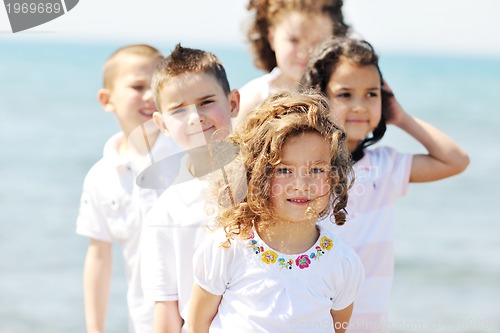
[139,44,239,332]
[76,44,176,333]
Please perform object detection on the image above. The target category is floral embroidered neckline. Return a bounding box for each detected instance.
[247,229,334,270]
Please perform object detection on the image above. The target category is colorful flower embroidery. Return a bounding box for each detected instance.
[248,239,264,254]
[248,233,334,270]
[262,250,278,264]
[310,245,326,260]
[296,254,311,269]
[278,258,294,270]
[320,236,333,250]
[247,229,255,239]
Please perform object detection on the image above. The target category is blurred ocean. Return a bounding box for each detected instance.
[0,40,499,333]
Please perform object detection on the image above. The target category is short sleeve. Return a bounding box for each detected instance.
[140,196,178,302]
[76,169,113,242]
[192,229,232,296]
[384,147,413,197]
[331,243,365,311]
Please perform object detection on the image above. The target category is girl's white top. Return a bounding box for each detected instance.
[327,146,413,333]
[193,223,364,333]
[239,67,281,101]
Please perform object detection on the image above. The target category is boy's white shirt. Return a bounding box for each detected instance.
[76,131,179,333]
[140,154,217,321]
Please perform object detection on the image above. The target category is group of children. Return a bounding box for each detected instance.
[76,1,469,332]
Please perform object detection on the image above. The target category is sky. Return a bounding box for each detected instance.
[1,0,500,57]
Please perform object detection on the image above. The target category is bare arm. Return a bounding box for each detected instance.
[188,284,222,333]
[398,114,469,182]
[331,303,354,333]
[83,239,112,333]
[384,83,469,182]
[154,301,183,333]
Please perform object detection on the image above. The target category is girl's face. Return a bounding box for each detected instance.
[326,58,382,151]
[270,132,331,224]
[268,11,333,85]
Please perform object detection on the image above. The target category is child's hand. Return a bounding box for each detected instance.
[382,80,406,126]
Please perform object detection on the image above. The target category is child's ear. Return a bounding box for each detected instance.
[228,89,240,118]
[153,111,168,133]
[97,88,114,113]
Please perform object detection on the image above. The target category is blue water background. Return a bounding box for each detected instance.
[0,40,499,333]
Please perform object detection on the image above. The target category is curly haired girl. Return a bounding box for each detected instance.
[188,90,364,333]
[236,0,350,123]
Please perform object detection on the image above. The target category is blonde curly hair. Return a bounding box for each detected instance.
[215,90,353,245]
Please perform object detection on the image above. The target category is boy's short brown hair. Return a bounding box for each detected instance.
[102,44,163,89]
[152,44,231,110]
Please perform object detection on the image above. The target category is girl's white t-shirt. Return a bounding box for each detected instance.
[193,224,364,333]
[328,146,413,333]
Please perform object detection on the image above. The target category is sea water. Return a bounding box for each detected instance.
[0,40,499,333]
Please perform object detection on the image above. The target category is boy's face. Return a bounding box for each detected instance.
[154,72,239,150]
[101,54,161,137]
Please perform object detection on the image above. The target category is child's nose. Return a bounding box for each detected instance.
[143,89,154,102]
[297,44,313,59]
[188,107,204,124]
[292,174,309,191]
[351,98,367,112]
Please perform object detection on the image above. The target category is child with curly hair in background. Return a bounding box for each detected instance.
[236,0,350,123]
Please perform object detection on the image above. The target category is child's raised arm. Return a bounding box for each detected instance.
[188,284,221,333]
[384,82,470,182]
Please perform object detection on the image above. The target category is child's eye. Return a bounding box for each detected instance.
[337,92,350,98]
[199,99,215,107]
[310,167,325,174]
[276,167,292,175]
[367,92,379,97]
[170,108,185,115]
[131,85,145,91]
